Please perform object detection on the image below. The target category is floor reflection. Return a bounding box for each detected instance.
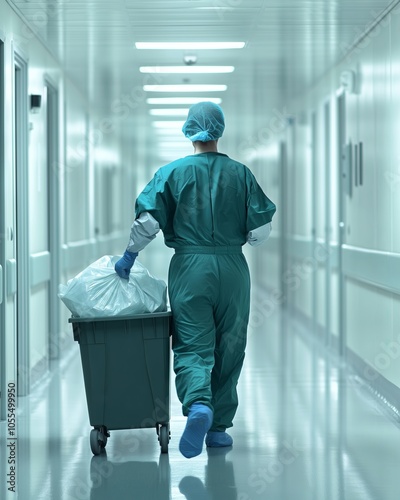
[3,293,400,500]
[89,453,170,500]
[177,448,238,500]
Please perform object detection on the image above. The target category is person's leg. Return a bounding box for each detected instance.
[169,254,218,415]
[168,254,218,457]
[208,254,250,442]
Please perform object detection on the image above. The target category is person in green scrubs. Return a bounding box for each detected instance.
[115,102,276,458]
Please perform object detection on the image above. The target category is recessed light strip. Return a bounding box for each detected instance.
[147,97,222,105]
[144,85,227,92]
[154,128,187,136]
[150,109,189,116]
[140,66,234,74]
[152,121,185,128]
[135,42,245,50]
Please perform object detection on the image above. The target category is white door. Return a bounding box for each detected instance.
[337,92,347,356]
[0,39,5,418]
[14,52,30,396]
[45,81,61,360]
[324,101,332,347]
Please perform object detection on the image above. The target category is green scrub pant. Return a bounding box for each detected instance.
[168,246,250,432]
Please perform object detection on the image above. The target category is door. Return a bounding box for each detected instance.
[337,92,347,357]
[0,39,5,417]
[14,52,30,396]
[324,101,332,347]
[336,91,348,498]
[45,81,61,359]
[311,111,318,336]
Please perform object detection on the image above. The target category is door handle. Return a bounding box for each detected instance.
[6,259,17,296]
[353,142,363,188]
[354,144,358,187]
[342,142,352,197]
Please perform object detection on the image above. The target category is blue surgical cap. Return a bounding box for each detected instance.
[182,101,225,142]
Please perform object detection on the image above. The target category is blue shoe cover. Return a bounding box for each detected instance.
[179,403,213,458]
[205,431,233,448]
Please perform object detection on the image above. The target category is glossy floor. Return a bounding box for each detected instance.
[1,307,400,500]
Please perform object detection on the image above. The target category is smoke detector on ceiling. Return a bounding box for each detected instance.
[183,54,197,65]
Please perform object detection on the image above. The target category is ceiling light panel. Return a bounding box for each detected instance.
[125,0,263,7]
[140,66,235,74]
[154,128,186,135]
[147,98,222,105]
[144,85,227,92]
[135,42,245,50]
[152,121,185,128]
[150,109,189,116]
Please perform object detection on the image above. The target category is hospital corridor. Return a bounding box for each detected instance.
[1,1,400,499]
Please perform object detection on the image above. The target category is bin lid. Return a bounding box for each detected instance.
[68,311,172,323]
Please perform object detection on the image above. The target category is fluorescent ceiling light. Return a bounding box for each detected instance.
[195,6,232,9]
[152,121,185,128]
[147,97,222,105]
[154,129,182,134]
[144,85,227,92]
[140,66,234,74]
[135,42,245,50]
[150,109,189,116]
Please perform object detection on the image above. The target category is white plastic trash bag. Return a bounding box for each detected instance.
[58,255,167,318]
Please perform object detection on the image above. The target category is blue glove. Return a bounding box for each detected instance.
[114,251,138,279]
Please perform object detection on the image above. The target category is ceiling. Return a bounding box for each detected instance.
[6,0,396,163]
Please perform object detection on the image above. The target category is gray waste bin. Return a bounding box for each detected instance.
[69,312,172,455]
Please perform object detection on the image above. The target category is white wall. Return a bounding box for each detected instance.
[285,5,400,387]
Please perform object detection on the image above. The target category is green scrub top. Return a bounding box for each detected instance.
[135,152,276,247]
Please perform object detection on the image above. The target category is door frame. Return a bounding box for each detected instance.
[0,37,5,417]
[14,50,30,396]
[324,100,332,348]
[310,110,318,337]
[337,91,347,357]
[45,77,61,359]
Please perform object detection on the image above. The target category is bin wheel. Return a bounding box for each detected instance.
[159,425,169,454]
[90,428,108,455]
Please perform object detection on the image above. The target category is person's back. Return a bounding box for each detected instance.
[115,101,276,459]
[137,151,274,249]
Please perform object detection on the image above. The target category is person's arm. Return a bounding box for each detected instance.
[245,167,276,243]
[115,212,160,279]
[247,222,272,246]
[115,169,167,280]
[127,212,160,253]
